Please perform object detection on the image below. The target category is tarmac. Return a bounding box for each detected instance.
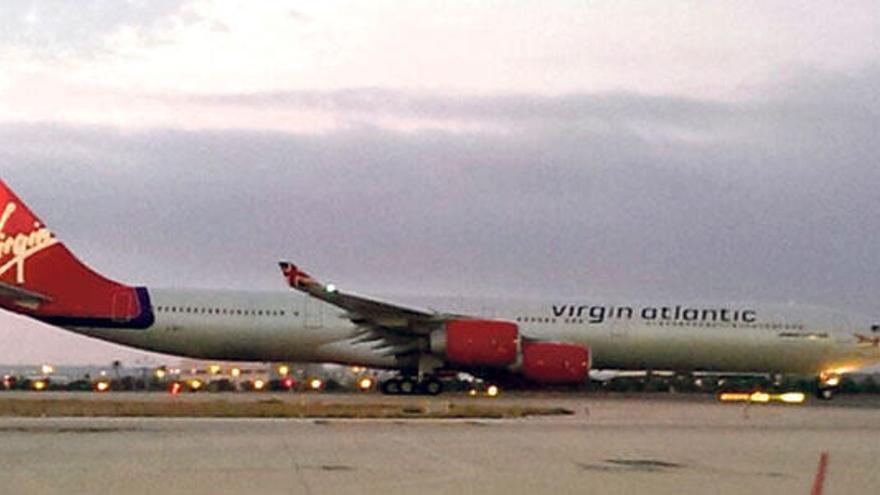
[0,392,879,494]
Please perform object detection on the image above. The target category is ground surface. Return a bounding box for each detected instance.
[0,392,877,494]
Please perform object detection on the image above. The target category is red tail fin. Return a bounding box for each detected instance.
[0,180,152,327]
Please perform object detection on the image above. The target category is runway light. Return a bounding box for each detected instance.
[325,283,337,293]
[95,381,110,392]
[718,391,806,405]
[718,392,751,402]
[32,379,47,391]
[209,364,221,375]
[253,379,266,391]
[231,368,241,378]
[357,376,374,391]
[308,378,324,391]
[154,368,167,379]
[189,379,203,391]
[486,385,500,398]
[778,392,806,404]
[41,364,54,375]
[278,365,290,376]
[169,382,183,395]
[825,376,841,387]
[468,389,478,397]
[282,377,295,390]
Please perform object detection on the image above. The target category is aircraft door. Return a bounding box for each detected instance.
[832,312,851,342]
[610,320,628,338]
[304,296,323,329]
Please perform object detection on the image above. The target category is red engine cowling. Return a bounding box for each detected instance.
[521,342,590,384]
[443,320,518,367]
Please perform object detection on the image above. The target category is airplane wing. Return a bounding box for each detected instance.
[278,261,456,335]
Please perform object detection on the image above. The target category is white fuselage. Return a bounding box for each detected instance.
[69,288,880,375]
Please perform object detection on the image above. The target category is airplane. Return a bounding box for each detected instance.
[1,178,879,398]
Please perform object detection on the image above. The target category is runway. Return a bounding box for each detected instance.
[1,393,879,494]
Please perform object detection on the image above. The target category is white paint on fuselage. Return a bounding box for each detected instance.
[69,289,880,375]
[72,289,398,368]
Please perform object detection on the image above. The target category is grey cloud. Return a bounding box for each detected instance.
[178,66,880,152]
[188,88,736,130]
[3,67,880,317]
[0,0,191,58]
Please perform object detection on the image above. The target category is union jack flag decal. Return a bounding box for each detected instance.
[279,262,313,289]
[855,333,880,347]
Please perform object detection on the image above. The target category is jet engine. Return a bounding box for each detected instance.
[430,320,518,366]
[430,320,590,385]
[521,341,590,384]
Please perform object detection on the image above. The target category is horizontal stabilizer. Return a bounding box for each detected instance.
[0,281,51,305]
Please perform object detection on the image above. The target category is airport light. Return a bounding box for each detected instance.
[95,381,110,392]
[278,365,290,376]
[209,364,221,375]
[32,379,47,391]
[718,391,806,405]
[308,377,324,391]
[718,392,751,402]
[253,379,266,391]
[778,392,806,404]
[154,368,167,380]
[468,389,478,397]
[189,379,203,391]
[325,284,338,293]
[486,385,500,398]
[169,382,183,395]
[41,364,54,375]
[281,377,295,390]
[357,376,374,391]
[231,367,241,378]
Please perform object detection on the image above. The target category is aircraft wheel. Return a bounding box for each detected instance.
[399,377,417,395]
[381,379,401,395]
[816,387,835,400]
[422,378,443,396]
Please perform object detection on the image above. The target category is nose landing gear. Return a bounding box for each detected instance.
[816,371,842,400]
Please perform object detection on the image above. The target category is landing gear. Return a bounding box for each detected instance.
[816,387,835,400]
[380,379,400,395]
[422,377,443,396]
[399,377,417,395]
[379,376,444,395]
[816,371,842,400]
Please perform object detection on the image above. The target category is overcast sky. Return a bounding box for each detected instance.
[2,1,880,365]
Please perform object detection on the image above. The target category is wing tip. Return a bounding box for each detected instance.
[278,261,314,289]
